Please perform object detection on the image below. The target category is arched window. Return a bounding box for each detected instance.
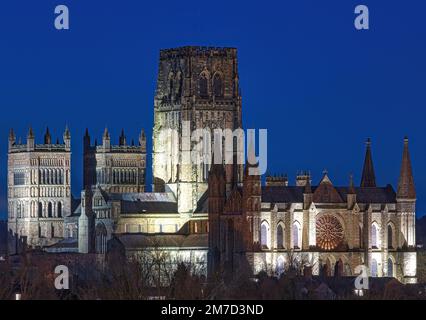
[51,224,55,238]
[371,223,378,248]
[359,225,363,248]
[48,202,53,218]
[277,223,284,249]
[38,202,43,218]
[276,256,285,276]
[387,224,394,249]
[260,221,269,249]
[213,73,223,97]
[387,258,394,277]
[199,73,208,97]
[371,258,378,277]
[96,223,108,254]
[293,222,300,249]
[57,202,62,218]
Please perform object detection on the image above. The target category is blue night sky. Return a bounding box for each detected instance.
[0,0,426,218]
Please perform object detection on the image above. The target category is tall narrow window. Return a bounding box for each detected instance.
[387,258,394,277]
[276,256,285,276]
[293,223,300,249]
[48,202,53,218]
[38,202,43,218]
[213,73,223,97]
[277,223,284,248]
[387,224,393,249]
[260,221,269,249]
[371,258,378,277]
[371,223,378,248]
[359,225,363,248]
[57,202,62,218]
[199,73,208,97]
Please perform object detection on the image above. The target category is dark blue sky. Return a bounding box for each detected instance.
[1,0,426,218]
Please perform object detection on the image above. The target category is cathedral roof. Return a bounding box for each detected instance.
[116,233,208,249]
[261,185,396,204]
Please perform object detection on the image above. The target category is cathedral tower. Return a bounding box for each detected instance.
[83,128,146,193]
[152,46,243,216]
[8,127,71,252]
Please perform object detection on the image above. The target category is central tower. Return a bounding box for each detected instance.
[152,46,242,214]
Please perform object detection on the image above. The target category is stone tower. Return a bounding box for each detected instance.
[8,127,71,252]
[83,128,146,193]
[152,46,243,216]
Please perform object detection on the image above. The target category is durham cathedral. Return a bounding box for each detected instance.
[7,46,417,283]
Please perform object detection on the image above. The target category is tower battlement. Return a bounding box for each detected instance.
[160,46,237,59]
[8,127,71,153]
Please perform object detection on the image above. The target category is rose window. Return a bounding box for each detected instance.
[316,215,344,250]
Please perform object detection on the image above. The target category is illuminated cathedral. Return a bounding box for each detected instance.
[7,46,417,283]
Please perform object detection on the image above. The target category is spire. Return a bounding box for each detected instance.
[119,128,126,146]
[84,128,90,138]
[64,125,71,139]
[27,126,34,139]
[44,127,51,144]
[348,173,355,194]
[139,128,146,145]
[8,128,16,150]
[360,138,376,187]
[397,137,416,200]
[9,128,15,141]
[103,127,110,139]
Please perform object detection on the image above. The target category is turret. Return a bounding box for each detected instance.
[44,127,52,144]
[83,128,91,150]
[8,128,15,150]
[102,127,111,150]
[347,174,356,209]
[119,129,126,146]
[303,177,313,209]
[27,127,35,151]
[139,128,146,152]
[63,125,71,150]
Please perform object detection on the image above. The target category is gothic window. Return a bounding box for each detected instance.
[213,73,223,97]
[57,202,62,218]
[260,221,269,249]
[51,224,55,238]
[371,223,378,249]
[387,258,394,277]
[95,223,108,254]
[371,258,378,277]
[199,73,208,98]
[359,225,363,248]
[293,222,301,249]
[38,225,42,238]
[38,202,43,218]
[387,224,394,249]
[48,202,53,218]
[72,226,77,238]
[277,223,284,249]
[276,256,285,276]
